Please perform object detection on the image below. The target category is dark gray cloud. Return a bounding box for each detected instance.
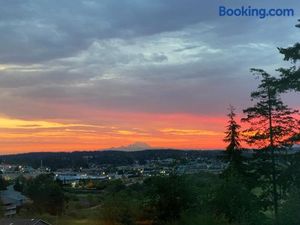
[0,0,217,63]
[0,0,299,121]
[2,0,297,64]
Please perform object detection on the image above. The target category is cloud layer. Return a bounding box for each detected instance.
[0,0,299,152]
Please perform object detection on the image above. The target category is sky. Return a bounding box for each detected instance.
[0,0,299,154]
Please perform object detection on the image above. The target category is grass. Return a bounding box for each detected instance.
[18,192,105,225]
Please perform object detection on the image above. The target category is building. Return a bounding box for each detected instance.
[55,172,108,185]
[0,185,30,217]
[1,196,17,217]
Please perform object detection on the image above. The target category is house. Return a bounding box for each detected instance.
[1,196,17,217]
[0,185,31,217]
[0,218,51,225]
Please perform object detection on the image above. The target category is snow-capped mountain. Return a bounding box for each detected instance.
[105,142,153,151]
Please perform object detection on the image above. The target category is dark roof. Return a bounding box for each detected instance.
[0,219,51,225]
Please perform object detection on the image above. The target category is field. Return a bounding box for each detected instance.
[20,192,103,225]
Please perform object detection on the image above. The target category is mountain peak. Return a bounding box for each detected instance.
[107,142,153,151]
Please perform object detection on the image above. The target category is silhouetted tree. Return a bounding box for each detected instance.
[242,68,299,222]
[276,20,300,144]
[224,105,241,161]
[276,20,300,93]
[222,105,246,180]
[224,105,241,150]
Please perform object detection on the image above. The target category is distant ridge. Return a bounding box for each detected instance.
[0,149,223,169]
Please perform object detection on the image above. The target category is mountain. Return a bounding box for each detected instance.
[106,142,153,151]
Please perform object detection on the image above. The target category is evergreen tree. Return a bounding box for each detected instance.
[276,21,300,142]
[223,105,244,178]
[277,45,300,92]
[277,20,300,92]
[242,68,299,222]
[224,105,241,159]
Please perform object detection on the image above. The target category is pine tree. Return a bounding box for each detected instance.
[276,21,300,142]
[223,105,245,180]
[242,68,299,222]
[277,21,300,92]
[224,105,241,161]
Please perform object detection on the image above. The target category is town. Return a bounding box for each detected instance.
[0,150,228,222]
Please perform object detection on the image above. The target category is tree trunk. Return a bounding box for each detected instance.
[267,86,278,223]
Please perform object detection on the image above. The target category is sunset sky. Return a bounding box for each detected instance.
[0,0,299,154]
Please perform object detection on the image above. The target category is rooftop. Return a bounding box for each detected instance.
[0,219,51,225]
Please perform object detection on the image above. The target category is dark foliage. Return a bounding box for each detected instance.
[0,150,222,170]
[0,175,8,190]
[23,174,67,215]
[277,42,300,92]
[242,68,299,222]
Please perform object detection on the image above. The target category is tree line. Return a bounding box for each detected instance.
[223,21,300,225]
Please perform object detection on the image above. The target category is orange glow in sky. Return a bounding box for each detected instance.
[0,112,227,154]
[2,1,300,155]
